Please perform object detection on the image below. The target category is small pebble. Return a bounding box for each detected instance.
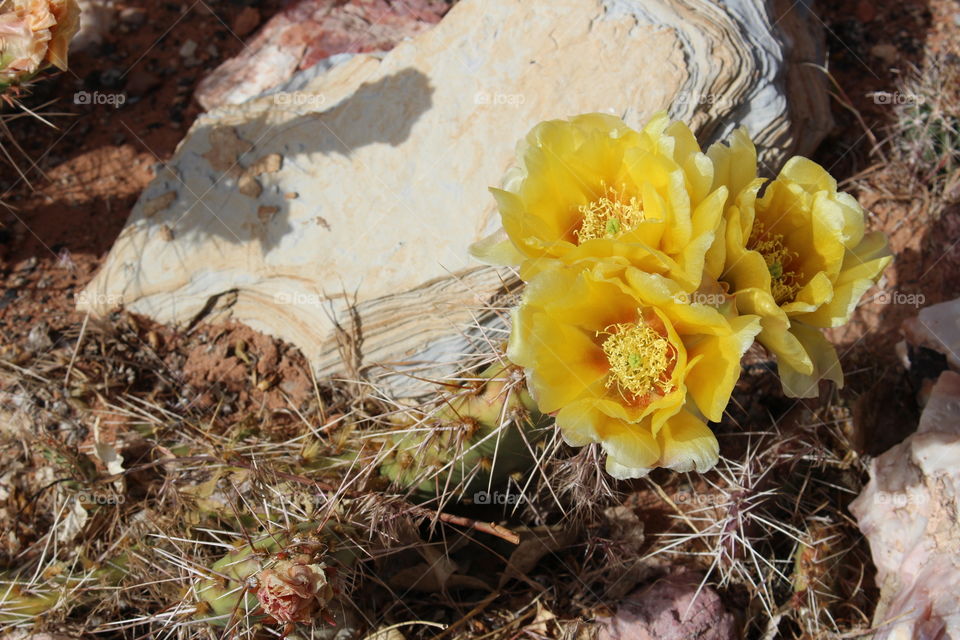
[232,6,261,37]
[179,40,198,58]
[870,43,899,66]
[119,7,147,27]
[15,256,37,273]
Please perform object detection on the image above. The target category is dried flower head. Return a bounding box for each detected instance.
[256,558,336,625]
[0,0,80,86]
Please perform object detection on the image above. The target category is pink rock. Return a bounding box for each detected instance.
[901,298,960,371]
[598,571,737,640]
[850,370,960,639]
[195,0,450,111]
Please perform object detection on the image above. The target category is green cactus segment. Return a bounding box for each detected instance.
[379,364,550,499]
[0,554,131,623]
[194,522,354,625]
[194,542,267,621]
[0,583,61,623]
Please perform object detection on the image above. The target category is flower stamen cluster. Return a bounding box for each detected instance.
[600,316,675,402]
[748,222,804,304]
[575,181,644,242]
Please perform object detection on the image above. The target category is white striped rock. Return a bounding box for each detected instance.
[78,0,832,396]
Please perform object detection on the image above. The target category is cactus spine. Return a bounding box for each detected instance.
[378,363,548,500]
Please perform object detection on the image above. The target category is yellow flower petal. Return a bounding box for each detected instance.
[600,418,662,479]
[836,231,894,284]
[777,323,843,398]
[555,401,601,447]
[778,156,837,193]
[656,408,720,473]
[781,271,833,315]
[725,245,774,296]
[734,288,815,376]
[707,127,758,207]
[477,112,727,291]
[507,303,609,414]
[469,229,526,266]
[684,315,761,421]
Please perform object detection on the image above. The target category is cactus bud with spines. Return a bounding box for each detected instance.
[194,521,355,626]
[378,362,549,500]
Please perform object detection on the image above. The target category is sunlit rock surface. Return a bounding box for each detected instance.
[850,370,960,640]
[79,0,832,396]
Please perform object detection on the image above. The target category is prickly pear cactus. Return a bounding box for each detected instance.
[378,363,549,500]
[0,554,129,623]
[194,521,354,625]
[0,581,60,623]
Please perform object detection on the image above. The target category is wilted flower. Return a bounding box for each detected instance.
[507,258,760,478]
[471,112,728,291]
[707,129,892,397]
[256,559,335,625]
[0,0,80,86]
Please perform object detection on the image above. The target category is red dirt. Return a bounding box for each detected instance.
[810,0,960,451]
[181,320,315,418]
[0,1,449,424]
[1,0,958,447]
[2,1,283,343]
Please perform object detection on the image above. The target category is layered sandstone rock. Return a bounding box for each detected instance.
[79,0,832,396]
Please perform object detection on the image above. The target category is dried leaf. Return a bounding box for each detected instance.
[527,601,556,634]
[56,498,88,544]
[499,525,577,588]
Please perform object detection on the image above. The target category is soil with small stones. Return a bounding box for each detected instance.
[2,1,284,343]
[810,0,960,453]
[0,1,958,635]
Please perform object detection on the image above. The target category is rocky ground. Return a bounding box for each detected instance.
[1,0,959,638]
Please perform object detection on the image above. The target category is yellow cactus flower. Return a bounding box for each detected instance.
[507,258,760,478]
[707,129,892,397]
[471,112,728,291]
